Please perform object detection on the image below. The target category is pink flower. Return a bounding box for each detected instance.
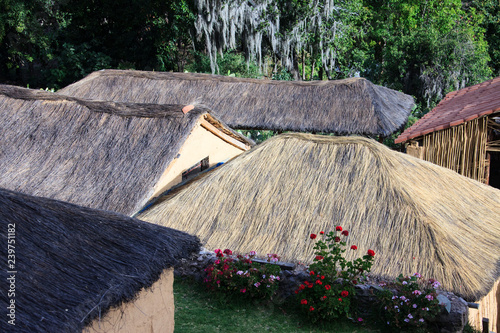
[249,251,256,256]
[254,282,261,288]
[240,288,246,293]
[223,249,232,255]
[358,317,363,322]
[214,249,224,257]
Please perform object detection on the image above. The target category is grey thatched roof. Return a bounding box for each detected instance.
[0,84,252,215]
[138,133,500,301]
[59,69,415,136]
[0,187,200,333]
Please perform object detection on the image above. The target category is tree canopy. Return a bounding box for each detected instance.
[0,0,495,119]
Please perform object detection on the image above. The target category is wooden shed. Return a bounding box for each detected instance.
[138,133,500,331]
[396,77,500,188]
[0,187,200,332]
[58,69,415,136]
[0,85,253,215]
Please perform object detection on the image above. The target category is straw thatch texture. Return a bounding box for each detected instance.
[0,188,200,333]
[0,84,251,215]
[59,69,415,136]
[138,133,500,301]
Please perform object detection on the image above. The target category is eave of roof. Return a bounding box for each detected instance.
[396,77,500,143]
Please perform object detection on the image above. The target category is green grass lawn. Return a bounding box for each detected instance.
[174,277,379,333]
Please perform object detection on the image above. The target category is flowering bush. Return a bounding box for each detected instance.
[377,273,442,330]
[204,249,282,300]
[295,228,375,322]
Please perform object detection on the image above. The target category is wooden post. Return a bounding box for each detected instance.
[482,317,489,333]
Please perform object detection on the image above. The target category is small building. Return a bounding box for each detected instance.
[395,77,500,188]
[0,85,253,215]
[138,133,500,331]
[0,187,200,332]
[58,69,415,136]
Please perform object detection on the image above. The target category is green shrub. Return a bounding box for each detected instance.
[294,228,375,322]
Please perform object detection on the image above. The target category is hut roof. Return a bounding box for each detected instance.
[59,69,415,136]
[138,133,500,301]
[0,187,200,332]
[0,84,252,215]
[396,76,500,143]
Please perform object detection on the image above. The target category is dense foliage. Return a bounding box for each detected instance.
[0,0,495,117]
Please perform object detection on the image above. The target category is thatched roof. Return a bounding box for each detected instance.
[0,187,200,332]
[59,69,415,136]
[0,84,252,215]
[138,133,500,301]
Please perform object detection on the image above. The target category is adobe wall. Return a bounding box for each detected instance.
[84,268,174,333]
[151,122,246,199]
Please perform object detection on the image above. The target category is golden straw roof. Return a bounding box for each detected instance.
[0,84,252,215]
[138,133,500,301]
[59,69,415,136]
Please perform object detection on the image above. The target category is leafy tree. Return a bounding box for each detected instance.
[362,0,491,111]
[464,0,500,76]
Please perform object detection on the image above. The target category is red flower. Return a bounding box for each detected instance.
[308,284,313,288]
[294,290,299,294]
[299,284,305,290]
[325,285,331,290]
[223,249,232,255]
[316,280,322,285]
[336,226,343,231]
[367,249,375,257]
[334,237,341,242]
[301,299,308,305]
[351,245,358,250]
[310,233,317,239]
[352,280,358,285]
[315,255,324,261]
[321,296,327,300]
[319,231,324,235]
[342,230,349,236]
[309,306,315,311]
[309,271,315,276]
[341,290,349,297]
[321,275,325,280]
[338,298,342,302]
[214,249,224,257]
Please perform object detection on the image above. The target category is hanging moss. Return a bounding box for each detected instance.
[194,0,361,78]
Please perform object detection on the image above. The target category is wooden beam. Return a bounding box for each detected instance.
[200,118,251,151]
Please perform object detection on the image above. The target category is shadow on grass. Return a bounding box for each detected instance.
[174,277,379,333]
